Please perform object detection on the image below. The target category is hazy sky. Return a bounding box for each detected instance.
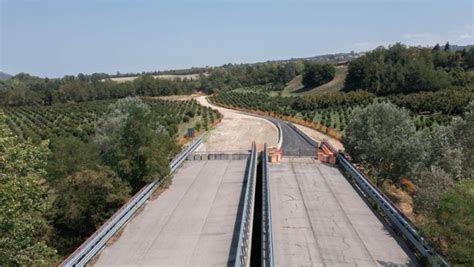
[1,0,473,77]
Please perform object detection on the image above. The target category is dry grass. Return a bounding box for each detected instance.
[383,180,415,221]
[143,92,206,101]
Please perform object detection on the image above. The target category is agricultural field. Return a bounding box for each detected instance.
[210,90,453,133]
[108,73,207,83]
[3,98,221,143]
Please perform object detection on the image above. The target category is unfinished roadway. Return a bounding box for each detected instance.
[270,157,416,266]
[94,96,417,266]
[93,97,278,266]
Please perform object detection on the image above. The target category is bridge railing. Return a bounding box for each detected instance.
[261,144,274,267]
[234,142,258,267]
[60,136,203,267]
[337,153,449,266]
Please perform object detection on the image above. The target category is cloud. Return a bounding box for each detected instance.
[402,33,432,40]
[353,42,371,48]
[353,41,392,51]
[459,33,473,40]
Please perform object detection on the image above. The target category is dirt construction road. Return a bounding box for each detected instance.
[196,96,278,152]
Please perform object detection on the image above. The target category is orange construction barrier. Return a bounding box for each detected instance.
[317,140,337,164]
[268,147,283,163]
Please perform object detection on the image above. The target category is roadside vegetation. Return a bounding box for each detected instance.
[0,97,220,265]
[344,101,473,265]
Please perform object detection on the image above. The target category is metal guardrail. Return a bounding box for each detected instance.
[337,153,449,266]
[188,151,250,161]
[234,142,258,267]
[261,144,274,267]
[170,136,203,173]
[61,136,203,267]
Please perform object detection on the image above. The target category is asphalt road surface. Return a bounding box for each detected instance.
[266,117,317,156]
[269,157,416,266]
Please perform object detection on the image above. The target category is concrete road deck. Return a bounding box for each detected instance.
[94,160,247,266]
[270,157,416,266]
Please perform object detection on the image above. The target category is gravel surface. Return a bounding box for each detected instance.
[196,96,278,152]
[293,124,344,151]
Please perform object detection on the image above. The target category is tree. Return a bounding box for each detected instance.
[450,101,474,179]
[421,179,474,265]
[464,47,474,69]
[95,97,174,191]
[0,112,57,265]
[110,106,172,190]
[46,137,101,185]
[344,43,460,95]
[94,96,150,152]
[302,62,335,88]
[343,102,422,186]
[413,166,454,215]
[444,42,450,51]
[2,79,39,106]
[52,167,130,254]
[418,126,464,181]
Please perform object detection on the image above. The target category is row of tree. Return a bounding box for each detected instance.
[345,43,474,95]
[0,61,305,107]
[343,101,473,264]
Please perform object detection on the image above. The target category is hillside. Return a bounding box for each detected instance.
[0,71,12,80]
[282,66,347,96]
[108,73,207,83]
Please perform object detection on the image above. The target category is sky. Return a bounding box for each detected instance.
[1,0,473,78]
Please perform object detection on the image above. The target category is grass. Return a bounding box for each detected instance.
[467,70,474,79]
[176,115,203,139]
[282,66,347,96]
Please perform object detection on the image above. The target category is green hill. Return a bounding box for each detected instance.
[282,66,347,96]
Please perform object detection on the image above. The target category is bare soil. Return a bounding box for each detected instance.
[196,96,278,152]
[292,123,344,151]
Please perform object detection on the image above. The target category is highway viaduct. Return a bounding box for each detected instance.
[64,98,422,267]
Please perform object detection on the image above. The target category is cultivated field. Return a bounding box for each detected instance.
[109,73,207,83]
